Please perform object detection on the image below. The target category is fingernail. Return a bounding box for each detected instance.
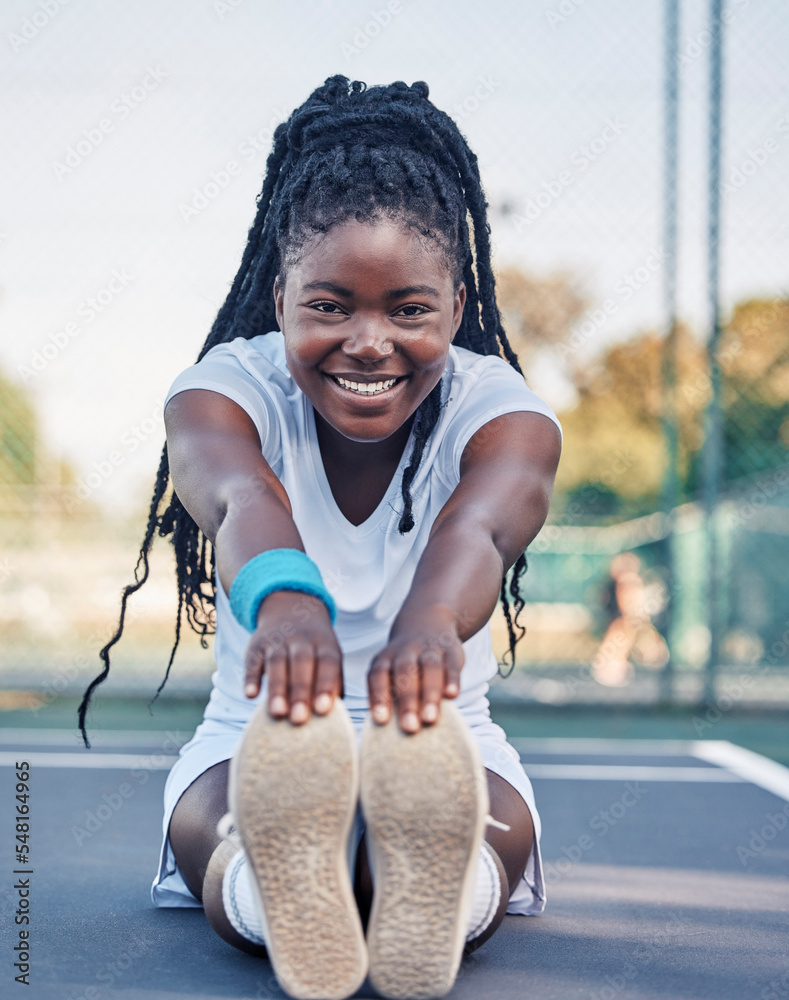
[314,693,332,713]
[446,683,459,696]
[422,703,438,723]
[291,702,308,724]
[244,683,257,698]
[270,696,287,715]
[402,712,419,732]
[372,704,389,724]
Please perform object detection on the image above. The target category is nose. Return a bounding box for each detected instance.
[340,318,395,362]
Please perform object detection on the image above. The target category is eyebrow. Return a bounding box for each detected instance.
[300,281,441,300]
[385,285,441,300]
[301,280,354,297]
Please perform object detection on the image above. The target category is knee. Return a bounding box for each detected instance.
[484,770,534,892]
[168,760,231,900]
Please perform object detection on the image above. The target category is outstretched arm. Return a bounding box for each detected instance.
[165,388,343,724]
[367,410,561,732]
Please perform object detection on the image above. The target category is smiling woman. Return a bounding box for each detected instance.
[274,218,466,451]
[76,75,562,1000]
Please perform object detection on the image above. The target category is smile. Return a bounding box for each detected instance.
[330,375,406,396]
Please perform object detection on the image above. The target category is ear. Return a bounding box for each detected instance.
[450,282,466,342]
[273,274,285,331]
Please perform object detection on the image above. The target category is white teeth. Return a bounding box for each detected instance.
[335,376,398,395]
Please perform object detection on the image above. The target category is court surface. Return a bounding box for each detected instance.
[2,729,787,1000]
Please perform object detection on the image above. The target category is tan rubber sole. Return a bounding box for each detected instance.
[360,702,489,1000]
[228,700,367,1000]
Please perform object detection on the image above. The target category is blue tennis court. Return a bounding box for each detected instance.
[2,729,787,1000]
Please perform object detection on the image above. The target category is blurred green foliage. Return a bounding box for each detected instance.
[497,268,789,516]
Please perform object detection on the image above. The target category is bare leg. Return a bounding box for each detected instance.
[354,768,534,952]
[168,759,267,956]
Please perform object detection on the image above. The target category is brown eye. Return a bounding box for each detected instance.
[312,301,344,314]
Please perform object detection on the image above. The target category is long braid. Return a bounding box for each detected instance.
[77,447,170,746]
[498,553,528,677]
[78,76,531,744]
[397,382,444,533]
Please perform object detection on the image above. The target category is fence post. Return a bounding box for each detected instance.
[702,0,725,705]
[660,0,680,703]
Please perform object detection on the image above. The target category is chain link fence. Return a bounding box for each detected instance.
[488,0,789,707]
[1,0,787,709]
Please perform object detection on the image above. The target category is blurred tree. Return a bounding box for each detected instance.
[0,364,75,519]
[719,297,789,481]
[0,366,37,484]
[553,324,707,511]
[497,272,788,514]
[496,267,588,374]
[683,297,789,492]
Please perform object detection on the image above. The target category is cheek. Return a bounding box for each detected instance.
[283,339,313,378]
[283,323,326,367]
[413,338,452,371]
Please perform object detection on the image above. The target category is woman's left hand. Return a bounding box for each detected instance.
[367,604,464,733]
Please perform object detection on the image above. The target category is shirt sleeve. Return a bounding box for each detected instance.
[163,343,283,467]
[443,356,562,483]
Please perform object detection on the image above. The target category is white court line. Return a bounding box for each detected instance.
[509,737,698,755]
[0,728,192,748]
[522,764,745,782]
[692,741,789,803]
[0,752,179,770]
[0,753,741,781]
[4,733,699,754]
[508,737,704,756]
[2,740,785,794]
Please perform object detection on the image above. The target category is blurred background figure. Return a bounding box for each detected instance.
[593,553,669,687]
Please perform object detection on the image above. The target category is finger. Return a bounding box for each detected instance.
[313,648,342,715]
[265,648,289,718]
[392,654,421,734]
[367,654,394,725]
[243,640,266,699]
[443,642,464,699]
[419,649,445,725]
[287,641,316,725]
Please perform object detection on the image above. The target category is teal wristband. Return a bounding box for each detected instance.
[228,548,337,632]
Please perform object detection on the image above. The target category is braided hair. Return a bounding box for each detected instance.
[77,76,528,747]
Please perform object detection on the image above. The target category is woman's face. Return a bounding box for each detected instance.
[274,217,466,444]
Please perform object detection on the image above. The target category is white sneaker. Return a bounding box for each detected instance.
[227,698,367,1000]
[360,701,489,1000]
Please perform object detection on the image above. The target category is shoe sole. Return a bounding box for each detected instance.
[360,701,489,1000]
[228,699,367,1000]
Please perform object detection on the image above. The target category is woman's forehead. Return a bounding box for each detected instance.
[286,217,455,284]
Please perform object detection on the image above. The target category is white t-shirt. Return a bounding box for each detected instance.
[164,331,561,725]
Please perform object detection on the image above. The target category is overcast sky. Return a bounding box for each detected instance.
[2,0,787,512]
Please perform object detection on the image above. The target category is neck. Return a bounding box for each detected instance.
[314,410,414,469]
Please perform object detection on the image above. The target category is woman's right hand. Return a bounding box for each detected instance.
[165,389,340,725]
[243,589,343,725]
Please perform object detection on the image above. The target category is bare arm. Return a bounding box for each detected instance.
[164,388,343,723]
[367,410,561,732]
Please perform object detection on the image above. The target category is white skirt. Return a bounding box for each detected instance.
[151,681,546,917]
